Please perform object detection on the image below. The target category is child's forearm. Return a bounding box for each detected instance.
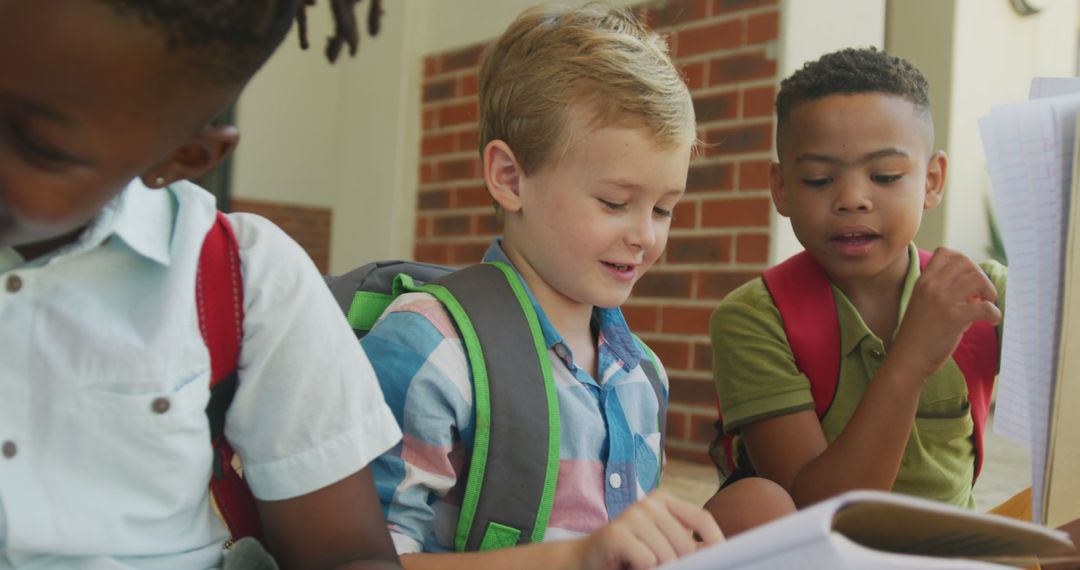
[400,540,580,570]
[789,355,926,506]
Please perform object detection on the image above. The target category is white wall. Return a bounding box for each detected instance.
[770,0,888,263]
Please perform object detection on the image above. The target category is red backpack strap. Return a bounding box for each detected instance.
[762,250,843,418]
[917,250,998,482]
[198,211,263,542]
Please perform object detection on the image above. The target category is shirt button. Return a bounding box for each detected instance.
[151,397,171,414]
[2,441,16,459]
[6,274,22,293]
[608,472,622,489]
[554,344,568,359]
[870,349,884,360]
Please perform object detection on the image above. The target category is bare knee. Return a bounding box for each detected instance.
[703,477,795,537]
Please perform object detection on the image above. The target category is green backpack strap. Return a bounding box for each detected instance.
[396,262,561,552]
[633,335,667,486]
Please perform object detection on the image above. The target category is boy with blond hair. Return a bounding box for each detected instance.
[708,47,1005,512]
[361,4,793,569]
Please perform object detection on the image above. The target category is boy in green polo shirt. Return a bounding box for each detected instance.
[705,47,1006,513]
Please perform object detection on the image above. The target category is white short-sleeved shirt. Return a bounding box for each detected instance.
[0,180,401,569]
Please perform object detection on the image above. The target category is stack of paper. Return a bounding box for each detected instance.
[660,490,1073,569]
[978,77,1080,526]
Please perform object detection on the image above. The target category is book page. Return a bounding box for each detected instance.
[1043,115,1080,528]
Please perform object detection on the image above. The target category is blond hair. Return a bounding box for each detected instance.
[478,3,695,175]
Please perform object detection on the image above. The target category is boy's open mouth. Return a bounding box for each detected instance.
[602,261,634,272]
[830,231,880,246]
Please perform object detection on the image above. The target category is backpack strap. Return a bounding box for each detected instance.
[632,336,668,487]
[198,211,262,542]
[916,250,998,481]
[396,262,560,552]
[761,250,843,419]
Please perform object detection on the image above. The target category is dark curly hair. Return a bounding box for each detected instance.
[99,0,300,86]
[776,47,933,149]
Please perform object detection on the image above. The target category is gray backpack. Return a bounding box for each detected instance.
[327,261,667,551]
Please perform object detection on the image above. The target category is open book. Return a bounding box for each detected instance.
[661,490,1074,569]
[978,77,1080,526]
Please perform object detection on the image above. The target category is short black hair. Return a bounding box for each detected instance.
[100,0,300,86]
[775,47,933,149]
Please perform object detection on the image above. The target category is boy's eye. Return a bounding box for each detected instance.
[653,206,674,218]
[9,123,75,164]
[802,177,831,188]
[871,173,903,184]
[598,198,628,211]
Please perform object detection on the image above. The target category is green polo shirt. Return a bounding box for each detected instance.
[711,244,1007,508]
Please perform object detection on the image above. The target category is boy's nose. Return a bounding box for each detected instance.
[833,183,872,214]
[627,212,659,250]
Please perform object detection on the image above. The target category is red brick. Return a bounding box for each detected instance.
[649,0,708,28]
[621,304,660,332]
[634,270,693,298]
[702,197,771,228]
[415,216,430,238]
[690,411,722,445]
[687,162,735,193]
[666,235,732,264]
[433,215,472,237]
[738,159,771,190]
[415,243,450,264]
[713,0,777,15]
[473,212,502,236]
[648,339,692,370]
[695,270,759,299]
[422,79,455,103]
[434,158,479,182]
[417,188,450,210]
[666,408,689,442]
[709,51,777,86]
[672,201,697,229]
[742,85,774,118]
[735,233,769,263]
[456,129,479,153]
[421,132,456,156]
[694,91,738,123]
[441,44,486,73]
[681,61,707,92]
[676,19,743,58]
[669,375,718,406]
[747,10,779,44]
[450,241,489,265]
[460,73,478,97]
[705,123,772,155]
[438,101,479,127]
[422,109,437,131]
[419,163,435,184]
[661,305,712,334]
[693,341,713,372]
[453,186,492,208]
[423,55,439,77]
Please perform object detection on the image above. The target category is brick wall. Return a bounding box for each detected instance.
[415,0,779,464]
[229,198,332,274]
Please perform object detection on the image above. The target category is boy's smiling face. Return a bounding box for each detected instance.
[771,93,946,287]
[490,108,690,314]
[0,1,236,249]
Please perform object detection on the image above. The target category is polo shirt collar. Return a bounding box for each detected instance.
[837,243,920,355]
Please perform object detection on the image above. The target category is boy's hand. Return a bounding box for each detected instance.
[892,247,1001,380]
[573,489,724,569]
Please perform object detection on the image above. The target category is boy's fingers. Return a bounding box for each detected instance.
[619,535,659,570]
[661,493,725,545]
[961,300,1003,326]
[645,500,699,558]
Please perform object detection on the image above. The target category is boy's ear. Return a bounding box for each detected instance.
[768,161,789,217]
[141,125,240,188]
[483,139,523,212]
[923,150,948,210]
